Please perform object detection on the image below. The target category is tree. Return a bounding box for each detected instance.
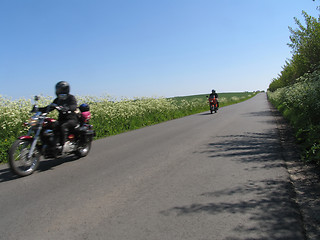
[288,11,320,72]
[268,10,320,91]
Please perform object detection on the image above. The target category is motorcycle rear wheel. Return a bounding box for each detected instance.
[8,139,41,176]
[75,141,92,157]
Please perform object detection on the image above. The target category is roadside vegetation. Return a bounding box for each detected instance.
[0,92,257,163]
[267,5,320,164]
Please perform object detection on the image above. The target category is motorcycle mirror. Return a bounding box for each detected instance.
[31,105,37,113]
[34,95,40,101]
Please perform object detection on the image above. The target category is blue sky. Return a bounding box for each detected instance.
[1,0,319,99]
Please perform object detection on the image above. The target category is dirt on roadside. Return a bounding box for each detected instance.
[270,102,320,240]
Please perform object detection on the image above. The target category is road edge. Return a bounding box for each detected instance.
[269,101,320,240]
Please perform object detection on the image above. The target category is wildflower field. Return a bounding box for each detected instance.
[0,92,257,163]
[268,69,320,163]
[267,8,320,164]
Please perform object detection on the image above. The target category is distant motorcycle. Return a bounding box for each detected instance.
[8,96,94,177]
[207,96,218,114]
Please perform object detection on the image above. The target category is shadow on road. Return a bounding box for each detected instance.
[161,179,303,240]
[161,130,305,239]
[199,112,217,116]
[0,168,20,182]
[206,132,286,170]
[0,155,79,182]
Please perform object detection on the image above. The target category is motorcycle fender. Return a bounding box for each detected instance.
[82,130,94,143]
[18,136,33,140]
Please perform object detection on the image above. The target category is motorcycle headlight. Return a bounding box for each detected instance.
[28,117,39,126]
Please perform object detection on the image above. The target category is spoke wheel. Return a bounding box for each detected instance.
[8,139,41,176]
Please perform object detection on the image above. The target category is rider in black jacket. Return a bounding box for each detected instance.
[209,89,219,108]
[40,81,79,151]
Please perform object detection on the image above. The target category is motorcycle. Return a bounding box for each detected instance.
[208,96,218,114]
[8,96,95,177]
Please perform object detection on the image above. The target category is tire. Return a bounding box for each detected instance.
[75,141,92,157]
[8,139,41,177]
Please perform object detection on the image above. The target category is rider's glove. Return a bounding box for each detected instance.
[49,103,58,108]
[59,106,69,113]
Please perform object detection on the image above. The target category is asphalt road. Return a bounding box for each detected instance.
[0,93,306,240]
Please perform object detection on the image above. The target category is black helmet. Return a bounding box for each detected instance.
[79,103,90,112]
[55,81,70,96]
[212,89,216,93]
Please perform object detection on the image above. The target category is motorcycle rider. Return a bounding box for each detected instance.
[209,89,219,108]
[40,81,79,152]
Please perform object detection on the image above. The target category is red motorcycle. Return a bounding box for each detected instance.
[208,96,218,114]
[8,96,94,177]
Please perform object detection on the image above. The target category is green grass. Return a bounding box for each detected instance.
[171,92,257,108]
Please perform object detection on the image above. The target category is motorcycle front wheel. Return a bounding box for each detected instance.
[8,139,41,177]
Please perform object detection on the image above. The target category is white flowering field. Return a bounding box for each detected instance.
[0,92,256,163]
[268,70,320,163]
